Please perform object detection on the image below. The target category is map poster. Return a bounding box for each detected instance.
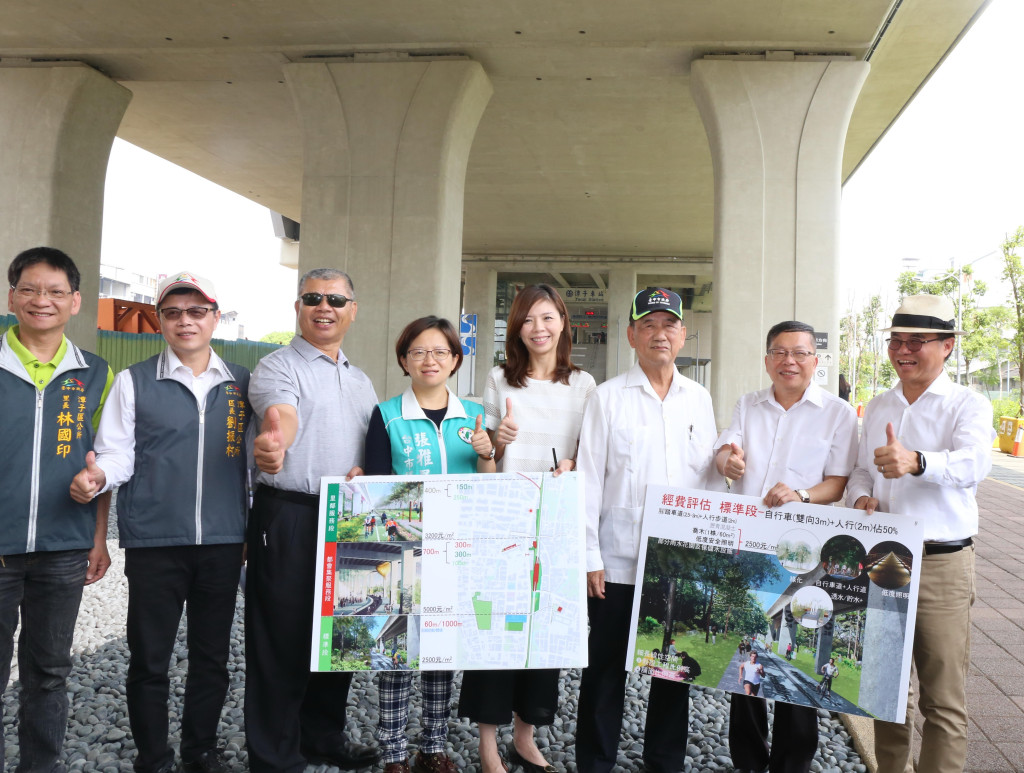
[626,486,924,724]
[310,472,587,673]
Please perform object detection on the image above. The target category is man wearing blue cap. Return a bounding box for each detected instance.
[575,288,717,773]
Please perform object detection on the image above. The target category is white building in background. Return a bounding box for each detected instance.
[99,264,157,305]
[216,310,245,341]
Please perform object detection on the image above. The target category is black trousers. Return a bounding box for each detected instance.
[458,668,560,727]
[124,543,243,773]
[575,582,690,773]
[244,486,354,773]
[729,695,819,773]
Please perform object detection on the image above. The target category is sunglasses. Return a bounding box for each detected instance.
[299,292,352,308]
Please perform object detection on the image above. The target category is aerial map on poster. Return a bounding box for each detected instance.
[626,486,924,724]
[310,472,586,673]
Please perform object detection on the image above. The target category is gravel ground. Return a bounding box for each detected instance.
[3,513,866,773]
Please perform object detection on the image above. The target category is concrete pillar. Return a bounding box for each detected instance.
[814,618,835,674]
[285,57,493,395]
[606,268,637,381]
[691,56,869,426]
[776,611,797,659]
[860,582,909,720]
[462,266,497,396]
[0,64,131,350]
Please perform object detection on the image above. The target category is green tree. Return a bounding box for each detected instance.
[260,330,295,345]
[861,295,885,395]
[1001,226,1024,417]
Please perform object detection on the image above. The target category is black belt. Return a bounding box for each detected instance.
[256,484,319,508]
[923,537,973,555]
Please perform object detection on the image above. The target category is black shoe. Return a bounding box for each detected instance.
[301,739,380,770]
[181,749,229,773]
[508,747,557,773]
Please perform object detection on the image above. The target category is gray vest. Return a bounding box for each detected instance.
[0,341,108,554]
[117,353,250,548]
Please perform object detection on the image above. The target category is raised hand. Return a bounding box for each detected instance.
[724,442,746,480]
[70,451,107,504]
[254,406,286,474]
[495,397,518,446]
[872,422,917,478]
[471,414,493,458]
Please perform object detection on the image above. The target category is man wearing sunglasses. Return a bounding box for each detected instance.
[71,271,251,773]
[847,294,994,773]
[712,320,858,773]
[245,268,379,773]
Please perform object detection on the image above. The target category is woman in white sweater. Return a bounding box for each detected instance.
[458,284,596,773]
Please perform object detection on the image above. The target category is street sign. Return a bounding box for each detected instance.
[820,352,834,366]
[460,314,477,355]
[814,365,828,384]
[815,332,829,350]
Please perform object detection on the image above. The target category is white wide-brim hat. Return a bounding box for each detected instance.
[882,294,964,336]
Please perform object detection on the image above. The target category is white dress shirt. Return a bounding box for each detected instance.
[715,382,858,497]
[95,347,235,490]
[577,362,717,584]
[846,372,995,542]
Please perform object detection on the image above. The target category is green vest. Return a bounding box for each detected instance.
[377,387,483,475]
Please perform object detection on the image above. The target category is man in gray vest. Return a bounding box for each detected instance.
[2,246,114,773]
[71,271,250,773]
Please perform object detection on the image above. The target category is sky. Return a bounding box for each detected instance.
[100,0,1023,338]
[101,145,297,339]
[838,0,1024,315]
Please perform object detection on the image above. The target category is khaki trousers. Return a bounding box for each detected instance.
[874,545,975,773]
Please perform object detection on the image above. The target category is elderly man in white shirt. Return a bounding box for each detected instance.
[713,320,858,773]
[848,295,994,773]
[575,288,717,773]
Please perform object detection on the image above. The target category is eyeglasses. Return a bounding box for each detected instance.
[766,348,815,362]
[405,348,452,362]
[11,285,73,301]
[300,292,352,308]
[160,306,214,321]
[886,337,943,353]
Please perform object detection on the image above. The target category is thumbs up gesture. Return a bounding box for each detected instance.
[872,422,918,479]
[471,414,494,459]
[254,405,286,474]
[723,442,746,480]
[496,397,519,446]
[70,451,107,503]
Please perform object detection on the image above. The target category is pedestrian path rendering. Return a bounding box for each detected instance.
[720,643,864,716]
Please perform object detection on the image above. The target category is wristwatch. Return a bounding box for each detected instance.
[796,489,811,504]
[479,446,496,461]
[912,451,926,476]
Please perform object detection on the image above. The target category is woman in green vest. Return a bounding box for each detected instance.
[363,316,495,773]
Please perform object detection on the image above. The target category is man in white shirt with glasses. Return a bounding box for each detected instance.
[713,320,858,773]
[847,294,994,773]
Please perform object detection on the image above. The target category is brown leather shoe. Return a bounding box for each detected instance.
[412,751,457,773]
[384,761,412,773]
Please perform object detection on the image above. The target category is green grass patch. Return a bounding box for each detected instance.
[632,631,746,689]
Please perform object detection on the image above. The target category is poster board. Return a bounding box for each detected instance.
[310,472,587,672]
[626,486,923,723]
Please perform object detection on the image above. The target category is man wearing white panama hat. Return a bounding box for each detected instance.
[847,294,995,773]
